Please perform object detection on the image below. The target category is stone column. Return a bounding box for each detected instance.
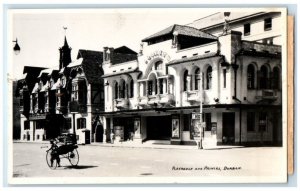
[163,78,167,94]
[102,116,107,143]
[167,78,170,94]
[146,81,149,96]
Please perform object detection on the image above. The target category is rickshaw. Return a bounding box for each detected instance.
[46,133,79,169]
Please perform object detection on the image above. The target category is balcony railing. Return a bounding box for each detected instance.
[115,98,129,109]
[183,90,203,102]
[256,89,278,100]
[138,93,175,106]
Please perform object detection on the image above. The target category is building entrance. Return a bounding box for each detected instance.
[222,112,235,144]
[146,116,172,140]
[113,117,134,141]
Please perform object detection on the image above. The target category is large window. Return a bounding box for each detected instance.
[223,69,227,88]
[114,82,118,99]
[258,112,267,132]
[195,68,200,90]
[155,61,163,70]
[244,23,251,36]
[273,67,280,90]
[183,70,189,91]
[247,112,255,131]
[264,18,272,31]
[148,81,153,95]
[72,84,78,101]
[77,118,86,129]
[247,64,255,89]
[159,79,164,94]
[206,66,212,90]
[129,79,134,98]
[119,80,126,99]
[260,65,268,89]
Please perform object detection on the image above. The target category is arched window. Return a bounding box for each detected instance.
[155,61,163,70]
[114,82,118,99]
[120,80,126,98]
[260,65,268,89]
[195,68,200,90]
[183,70,189,91]
[247,64,255,89]
[206,66,212,90]
[273,67,280,90]
[129,79,134,98]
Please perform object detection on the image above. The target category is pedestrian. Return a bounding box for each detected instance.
[48,139,61,167]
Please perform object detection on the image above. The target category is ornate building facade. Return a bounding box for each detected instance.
[101,11,283,146]
[17,11,283,146]
[17,37,107,144]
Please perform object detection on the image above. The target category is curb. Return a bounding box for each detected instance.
[13,140,244,150]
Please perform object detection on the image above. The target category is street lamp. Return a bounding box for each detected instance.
[13,38,21,55]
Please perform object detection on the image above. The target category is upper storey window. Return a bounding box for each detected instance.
[264,18,272,31]
[154,61,163,71]
[194,68,201,91]
[183,70,189,92]
[244,23,251,36]
[247,64,255,89]
[206,66,212,90]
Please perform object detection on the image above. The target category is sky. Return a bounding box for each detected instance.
[9,9,218,79]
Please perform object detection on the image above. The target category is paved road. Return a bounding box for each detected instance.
[12,142,286,182]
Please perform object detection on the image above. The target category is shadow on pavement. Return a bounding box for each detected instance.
[63,165,98,169]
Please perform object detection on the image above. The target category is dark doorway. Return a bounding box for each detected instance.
[222,112,235,144]
[146,116,172,140]
[95,125,103,142]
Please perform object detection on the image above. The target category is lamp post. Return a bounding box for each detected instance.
[191,73,204,149]
[198,73,204,149]
[13,38,21,55]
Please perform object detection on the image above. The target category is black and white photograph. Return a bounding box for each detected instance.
[7,7,288,184]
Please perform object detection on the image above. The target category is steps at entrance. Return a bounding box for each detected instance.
[143,140,171,145]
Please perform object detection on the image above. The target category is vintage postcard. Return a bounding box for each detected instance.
[7,7,288,184]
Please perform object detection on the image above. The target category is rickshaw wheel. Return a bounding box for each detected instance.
[46,151,57,170]
[68,149,79,166]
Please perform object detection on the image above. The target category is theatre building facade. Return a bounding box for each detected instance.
[102,21,282,146]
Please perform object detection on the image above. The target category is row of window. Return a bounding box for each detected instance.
[114,79,134,99]
[183,66,212,91]
[247,64,280,90]
[244,17,272,37]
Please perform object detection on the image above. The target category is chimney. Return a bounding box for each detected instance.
[108,47,114,63]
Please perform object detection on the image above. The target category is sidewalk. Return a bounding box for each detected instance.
[13,140,244,150]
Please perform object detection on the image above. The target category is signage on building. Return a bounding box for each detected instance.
[29,114,46,120]
[145,50,171,64]
[191,119,205,140]
[192,112,201,119]
[211,122,217,135]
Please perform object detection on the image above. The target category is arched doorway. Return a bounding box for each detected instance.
[95,124,104,142]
